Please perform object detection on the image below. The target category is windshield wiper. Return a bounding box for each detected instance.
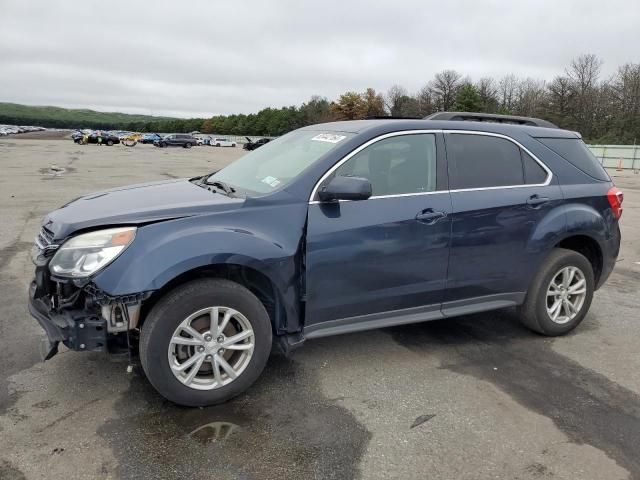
[204,177,236,196]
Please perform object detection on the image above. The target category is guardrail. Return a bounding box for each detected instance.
[588,145,639,170]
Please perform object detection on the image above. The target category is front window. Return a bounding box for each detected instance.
[210,130,354,195]
[333,133,437,196]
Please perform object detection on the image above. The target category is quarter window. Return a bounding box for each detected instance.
[447,134,525,189]
[522,150,548,184]
[333,134,437,196]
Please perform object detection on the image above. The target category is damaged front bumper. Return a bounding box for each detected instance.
[28,226,152,360]
[28,280,152,360]
[28,281,107,359]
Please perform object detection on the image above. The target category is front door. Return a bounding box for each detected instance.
[305,132,452,329]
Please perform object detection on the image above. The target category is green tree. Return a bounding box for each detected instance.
[300,96,334,125]
[455,84,483,112]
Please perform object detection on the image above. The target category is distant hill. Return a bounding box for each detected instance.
[0,102,178,130]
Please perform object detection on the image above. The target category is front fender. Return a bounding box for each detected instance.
[92,203,308,330]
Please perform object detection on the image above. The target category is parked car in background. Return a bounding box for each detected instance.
[154,134,198,148]
[211,137,236,147]
[141,133,163,144]
[28,112,622,406]
[77,131,120,146]
[243,137,271,150]
[197,136,212,146]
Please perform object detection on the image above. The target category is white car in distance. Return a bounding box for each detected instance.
[211,137,236,147]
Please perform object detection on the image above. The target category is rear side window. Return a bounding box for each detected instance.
[537,137,609,181]
[447,134,524,189]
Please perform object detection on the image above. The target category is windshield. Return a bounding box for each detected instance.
[209,130,354,195]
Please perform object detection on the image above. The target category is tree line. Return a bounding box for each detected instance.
[194,54,637,144]
[2,54,638,143]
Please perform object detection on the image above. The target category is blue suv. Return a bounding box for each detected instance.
[28,112,623,406]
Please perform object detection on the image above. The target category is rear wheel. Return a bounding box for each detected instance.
[140,279,272,406]
[517,248,594,336]
[106,139,114,146]
[184,142,192,149]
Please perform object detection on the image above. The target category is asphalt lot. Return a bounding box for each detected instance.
[0,138,639,480]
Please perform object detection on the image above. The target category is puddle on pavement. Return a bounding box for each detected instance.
[390,310,640,477]
[98,355,371,480]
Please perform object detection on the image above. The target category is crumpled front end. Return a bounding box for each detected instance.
[28,226,151,360]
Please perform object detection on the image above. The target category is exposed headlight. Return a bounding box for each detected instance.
[49,227,136,278]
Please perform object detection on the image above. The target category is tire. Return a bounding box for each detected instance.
[231,143,236,148]
[107,139,114,146]
[517,248,594,336]
[140,278,272,406]
[161,142,167,148]
[184,142,192,149]
[216,143,220,147]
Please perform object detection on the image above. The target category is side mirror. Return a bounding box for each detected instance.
[318,176,372,202]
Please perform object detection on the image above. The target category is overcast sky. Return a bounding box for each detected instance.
[1,0,638,118]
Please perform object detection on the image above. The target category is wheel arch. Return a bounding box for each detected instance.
[553,234,604,286]
[139,263,289,335]
[527,202,608,291]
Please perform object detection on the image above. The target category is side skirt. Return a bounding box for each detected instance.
[302,292,526,340]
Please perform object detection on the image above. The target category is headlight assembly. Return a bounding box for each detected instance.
[49,227,136,278]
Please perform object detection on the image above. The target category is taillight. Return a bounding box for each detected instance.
[607,186,624,219]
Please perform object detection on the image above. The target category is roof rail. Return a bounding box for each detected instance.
[424,111,558,129]
[366,115,422,120]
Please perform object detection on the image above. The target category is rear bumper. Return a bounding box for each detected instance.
[28,281,107,359]
[597,222,621,289]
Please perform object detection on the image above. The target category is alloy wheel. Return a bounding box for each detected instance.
[545,266,587,324]
[167,306,255,390]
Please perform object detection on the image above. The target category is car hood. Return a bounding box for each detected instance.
[43,178,244,240]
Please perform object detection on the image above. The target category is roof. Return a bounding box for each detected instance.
[302,118,579,139]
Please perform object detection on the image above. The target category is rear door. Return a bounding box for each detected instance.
[305,132,452,328]
[443,132,563,311]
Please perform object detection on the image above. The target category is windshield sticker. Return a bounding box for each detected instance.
[311,133,347,144]
[261,176,281,188]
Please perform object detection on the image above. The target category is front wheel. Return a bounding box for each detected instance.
[140,279,272,406]
[517,248,594,336]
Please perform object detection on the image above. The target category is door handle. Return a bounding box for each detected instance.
[416,209,446,224]
[526,194,550,208]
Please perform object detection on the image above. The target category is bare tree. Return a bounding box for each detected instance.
[609,63,640,142]
[430,70,462,111]
[476,77,499,112]
[567,53,603,95]
[385,85,409,116]
[499,74,519,112]
[515,78,547,117]
[566,54,603,137]
[416,84,436,116]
